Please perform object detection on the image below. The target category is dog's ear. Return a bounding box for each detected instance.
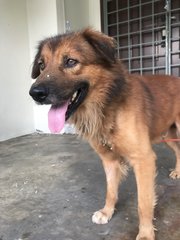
[31,51,41,79]
[82,28,116,64]
[31,39,47,79]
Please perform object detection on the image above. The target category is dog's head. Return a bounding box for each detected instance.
[29,28,117,133]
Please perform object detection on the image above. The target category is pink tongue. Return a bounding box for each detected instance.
[48,102,69,133]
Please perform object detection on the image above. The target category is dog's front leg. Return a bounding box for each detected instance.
[91,143,128,224]
[131,150,157,240]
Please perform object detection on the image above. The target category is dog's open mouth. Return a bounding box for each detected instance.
[48,83,89,133]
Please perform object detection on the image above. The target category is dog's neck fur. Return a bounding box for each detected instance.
[70,100,111,142]
[70,89,125,143]
[70,63,129,143]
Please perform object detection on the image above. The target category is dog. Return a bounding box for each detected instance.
[29,28,180,240]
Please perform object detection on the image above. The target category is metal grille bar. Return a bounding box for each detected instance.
[103,0,180,76]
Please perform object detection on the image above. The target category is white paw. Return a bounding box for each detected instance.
[136,232,155,240]
[92,210,112,224]
[136,226,155,240]
[136,235,154,240]
[169,169,180,179]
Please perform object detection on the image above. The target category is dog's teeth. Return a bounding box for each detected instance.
[72,91,78,101]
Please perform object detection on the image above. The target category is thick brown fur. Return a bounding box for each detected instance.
[30,28,180,240]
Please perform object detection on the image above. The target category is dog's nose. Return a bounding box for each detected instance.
[29,85,49,103]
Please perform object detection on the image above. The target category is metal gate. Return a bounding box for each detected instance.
[102,0,180,76]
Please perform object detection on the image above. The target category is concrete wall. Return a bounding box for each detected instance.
[0,0,34,141]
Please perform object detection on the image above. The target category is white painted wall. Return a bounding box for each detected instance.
[64,0,101,31]
[64,0,89,30]
[0,0,34,141]
[88,0,101,30]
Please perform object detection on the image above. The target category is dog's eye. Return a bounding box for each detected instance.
[38,60,45,71]
[64,58,78,68]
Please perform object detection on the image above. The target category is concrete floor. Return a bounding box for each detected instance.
[0,134,179,240]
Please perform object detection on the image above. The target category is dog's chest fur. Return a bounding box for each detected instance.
[70,100,116,144]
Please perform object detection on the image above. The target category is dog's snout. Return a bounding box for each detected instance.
[29,85,49,103]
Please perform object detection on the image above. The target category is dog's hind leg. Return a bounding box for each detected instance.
[165,118,180,179]
[91,143,128,224]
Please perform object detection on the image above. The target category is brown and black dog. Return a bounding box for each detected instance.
[29,28,180,240]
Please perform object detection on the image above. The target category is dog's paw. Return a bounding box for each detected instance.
[136,226,155,240]
[92,209,113,224]
[169,169,180,179]
[136,233,155,240]
[136,237,154,240]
